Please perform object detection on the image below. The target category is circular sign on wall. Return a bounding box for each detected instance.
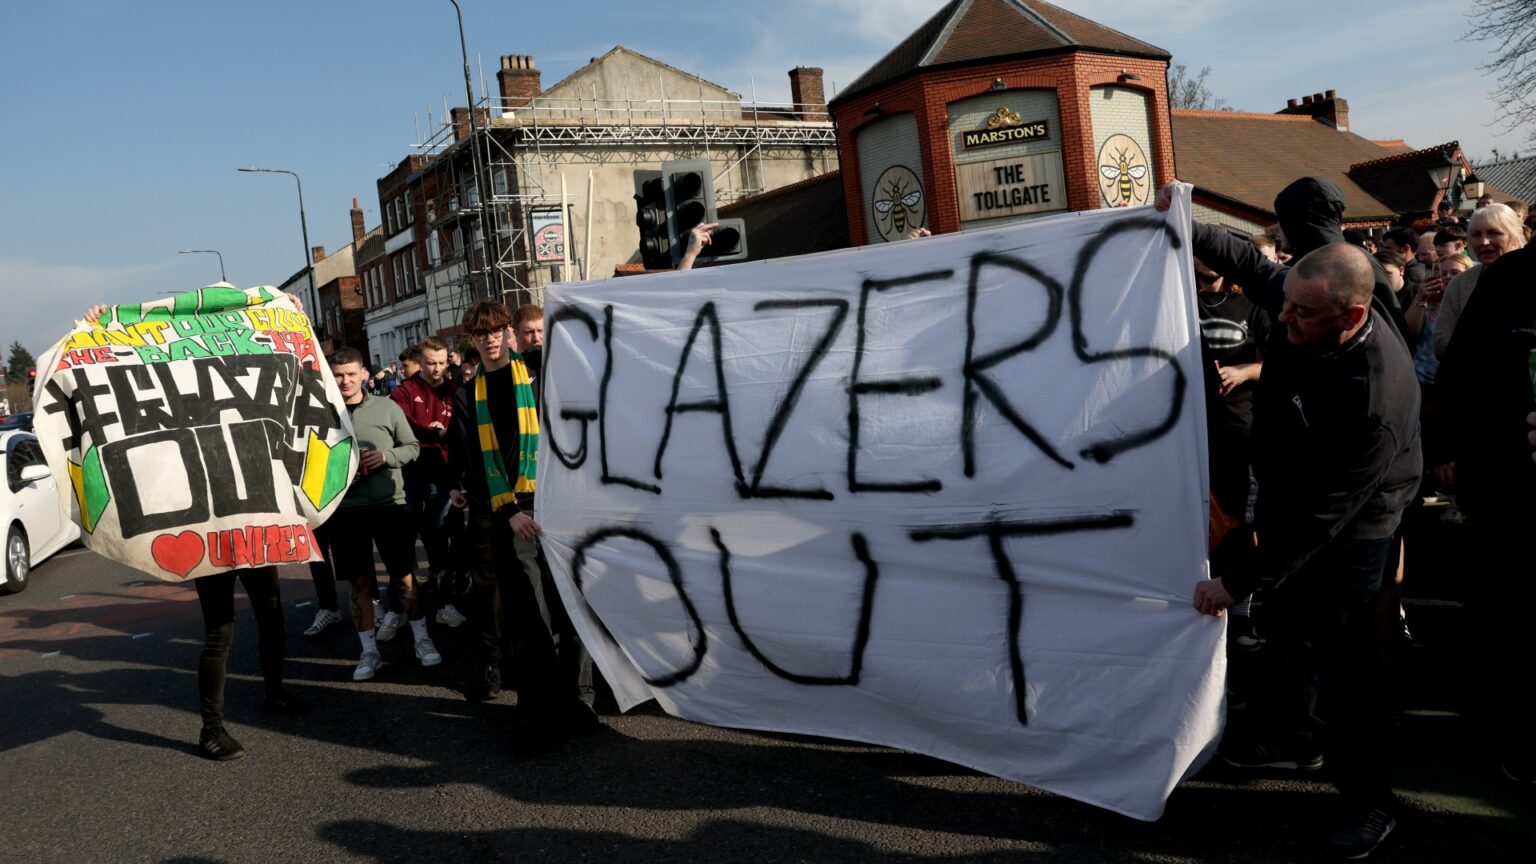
[870,165,926,242]
[1096,133,1150,208]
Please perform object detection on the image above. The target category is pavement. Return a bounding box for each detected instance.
[0,540,1531,864]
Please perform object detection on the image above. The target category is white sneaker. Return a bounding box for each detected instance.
[435,604,467,627]
[376,610,404,642]
[353,650,382,681]
[304,608,341,637]
[414,637,443,667]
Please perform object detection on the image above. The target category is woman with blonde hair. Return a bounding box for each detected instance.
[1432,203,1526,358]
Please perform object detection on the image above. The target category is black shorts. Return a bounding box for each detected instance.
[328,505,417,581]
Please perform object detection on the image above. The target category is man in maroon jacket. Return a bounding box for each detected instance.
[390,337,467,627]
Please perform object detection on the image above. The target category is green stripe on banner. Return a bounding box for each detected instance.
[319,437,352,510]
[199,286,249,313]
[82,446,110,531]
[172,291,201,317]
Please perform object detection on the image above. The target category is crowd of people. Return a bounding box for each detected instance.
[1165,177,1536,858]
[78,181,1534,859]
[299,299,598,746]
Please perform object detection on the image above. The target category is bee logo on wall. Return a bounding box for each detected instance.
[871,165,925,242]
[1096,134,1151,208]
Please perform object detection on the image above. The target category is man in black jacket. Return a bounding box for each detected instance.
[446,300,598,745]
[1435,245,1536,783]
[1160,184,1421,859]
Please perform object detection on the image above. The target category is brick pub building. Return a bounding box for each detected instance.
[721,0,1498,259]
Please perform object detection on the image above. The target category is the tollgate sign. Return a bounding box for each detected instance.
[955,152,1067,222]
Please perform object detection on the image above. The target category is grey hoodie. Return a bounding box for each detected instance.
[340,392,419,509]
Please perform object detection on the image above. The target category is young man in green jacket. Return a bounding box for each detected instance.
[329,347,440,681]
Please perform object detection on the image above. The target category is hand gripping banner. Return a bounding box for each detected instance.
[31,285,357,581]
[537,187,1223,821]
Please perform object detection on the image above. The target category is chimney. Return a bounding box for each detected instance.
[1277,89,1349,132]
[497,55,541,110]
[312,245,327,263]
[451,106,470,141]
[788,66,826,120]
[350,197,365,246]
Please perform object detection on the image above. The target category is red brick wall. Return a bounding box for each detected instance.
[833,50,1173,246]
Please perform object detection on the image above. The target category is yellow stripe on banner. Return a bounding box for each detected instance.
[301,432,332,508]
[478,423,498,452]
[67,460,90,532]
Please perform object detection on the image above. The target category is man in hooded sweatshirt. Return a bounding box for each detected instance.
[1158,183,1421,859]
[1271,177,1409,341]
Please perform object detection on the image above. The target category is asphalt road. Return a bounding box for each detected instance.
[1,542,1531,864]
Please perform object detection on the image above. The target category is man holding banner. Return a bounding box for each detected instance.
[447,300,597,744]
[1163,185,1422,859]
[51,288,354,760]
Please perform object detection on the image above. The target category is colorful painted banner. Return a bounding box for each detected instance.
[537,186,1222,821]
[31,285,356,581]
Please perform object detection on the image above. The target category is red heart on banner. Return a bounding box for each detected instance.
[151,531,205,579]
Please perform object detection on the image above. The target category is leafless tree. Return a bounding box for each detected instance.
[1469,1,1536,145]
[1166,63,1230,111]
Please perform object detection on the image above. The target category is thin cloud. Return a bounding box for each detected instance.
[0,257,174,356]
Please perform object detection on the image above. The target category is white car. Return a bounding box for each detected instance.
[1,430,80,594]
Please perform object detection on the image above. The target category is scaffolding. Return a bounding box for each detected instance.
[408,87,838,330]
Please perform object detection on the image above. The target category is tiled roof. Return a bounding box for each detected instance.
[1171,110,1412,222]
[833,0,1168,105]
[1473,154,1536,205]
[1346,142,1464,215]
[717,171,848,262]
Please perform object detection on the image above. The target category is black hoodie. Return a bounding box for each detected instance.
[1273,177,1409,341]
[1191,223,1422,598]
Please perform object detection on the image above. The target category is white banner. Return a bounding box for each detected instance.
[31,286,356,581]
[539,186,1222,820]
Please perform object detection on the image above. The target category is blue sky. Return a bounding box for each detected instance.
[0,0,1518,361]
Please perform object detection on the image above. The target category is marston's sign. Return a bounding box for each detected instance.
[963,119,1050,150]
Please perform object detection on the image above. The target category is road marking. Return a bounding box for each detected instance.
[60,594,79,600]
[131,632,153,640]
[1404,598,1465,608]
[296,601,313,608]
[40,651,61,658]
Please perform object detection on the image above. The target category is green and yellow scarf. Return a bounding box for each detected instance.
[475,354,539,511]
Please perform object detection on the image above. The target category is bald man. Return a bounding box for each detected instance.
[1157,185,1421,859]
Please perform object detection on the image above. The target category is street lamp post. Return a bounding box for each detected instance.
[448,0,499,301]
[238,166,313,311]
[177,248,227,283]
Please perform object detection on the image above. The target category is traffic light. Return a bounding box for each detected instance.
[661,159,749,266]
[665,159,712,258]
[697,217,748,265]
[27,368,36,381]
[633,170,671,270]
